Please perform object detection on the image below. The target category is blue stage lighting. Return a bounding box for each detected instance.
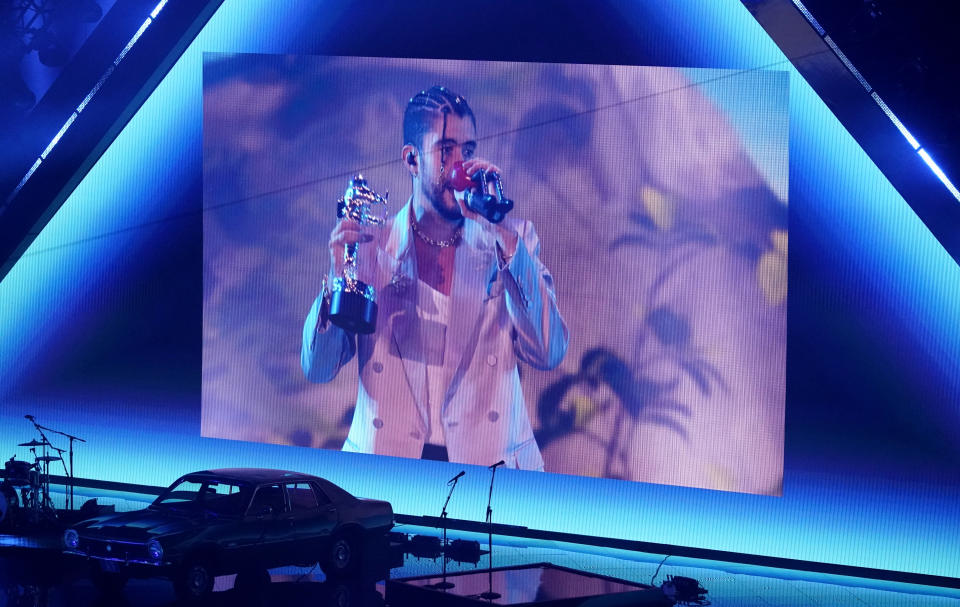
[8,159,42,204]
[918,149,960,202]
[823,35,872,92]
[116,18,154,67]
[790,3,959,204]
[40,112,78,160]
[151,0,169,20]
[6,0,171,203]
[870,92,920,150]
[2,0,959,581]
[790,0,825,36]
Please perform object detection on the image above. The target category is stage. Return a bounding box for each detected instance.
[1,483,957,606]
[2,0,960,605]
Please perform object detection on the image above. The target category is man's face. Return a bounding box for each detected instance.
[418,112,477,221]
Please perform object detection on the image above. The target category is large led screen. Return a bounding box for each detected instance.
[202,54,788,496]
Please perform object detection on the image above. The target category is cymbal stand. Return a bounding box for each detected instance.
[30,424,55,519]
[26,447,41,522]
[27,447,58,521]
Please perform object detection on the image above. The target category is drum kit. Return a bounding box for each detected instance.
[0,415,85,529]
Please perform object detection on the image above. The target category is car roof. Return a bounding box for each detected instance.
[183,468,324,484]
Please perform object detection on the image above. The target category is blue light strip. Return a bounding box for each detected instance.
[871,92,920,150]
[10,159,42,200]
[40,112,78,160]
[150,0,168,19]
[790,2,960,203]
[4,1,171,205]
[117,18,153,66]
[822,35,871,92]
[918,149,960,201]
[790,0,825,36]
[77,71,110,114]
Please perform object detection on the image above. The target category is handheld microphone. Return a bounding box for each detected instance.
[489,460,505,470]
[25,414,34,420]
[448,470,466,484]
[448,161,513,224]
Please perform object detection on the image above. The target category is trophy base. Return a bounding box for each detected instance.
[329,289,378,334]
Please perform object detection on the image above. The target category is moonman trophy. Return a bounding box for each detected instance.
[329,174,388,334]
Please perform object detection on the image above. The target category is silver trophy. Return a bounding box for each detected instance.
[329,174,388,334]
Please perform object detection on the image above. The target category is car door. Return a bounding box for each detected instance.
[194,480,249,570]
[283,481,338,562]
[234,483,289,568]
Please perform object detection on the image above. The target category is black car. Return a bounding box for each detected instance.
[62,468,394,600]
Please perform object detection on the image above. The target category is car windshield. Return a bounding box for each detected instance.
[152,477,250,517]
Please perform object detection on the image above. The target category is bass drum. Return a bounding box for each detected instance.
[0,483,19,528]
[3,459,34,486]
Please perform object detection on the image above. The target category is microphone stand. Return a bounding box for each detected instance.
[29,418,86,511]
[433,471,464,591]
[479,461,503,601]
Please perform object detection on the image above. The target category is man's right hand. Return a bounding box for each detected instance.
[328,218,376,276]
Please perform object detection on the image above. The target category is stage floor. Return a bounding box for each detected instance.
[3,522,960,607]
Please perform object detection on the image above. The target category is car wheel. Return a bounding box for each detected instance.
[175,557,215,601]
[326,532,357,576]
[331,581,352,607]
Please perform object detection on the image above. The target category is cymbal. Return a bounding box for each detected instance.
[35,456,62,462]
[18,439,50,447]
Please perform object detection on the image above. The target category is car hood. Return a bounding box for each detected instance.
[73,508,204,540]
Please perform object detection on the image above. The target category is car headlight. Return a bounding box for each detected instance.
[146,538,164,563]
[63,529,80,550]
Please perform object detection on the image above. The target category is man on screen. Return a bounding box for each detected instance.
[301,86,568,470]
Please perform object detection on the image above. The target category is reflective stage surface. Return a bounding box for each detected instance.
[3,521,960,607]
[385,561,675,606]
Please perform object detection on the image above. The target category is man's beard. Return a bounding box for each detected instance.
[423,177,463,222]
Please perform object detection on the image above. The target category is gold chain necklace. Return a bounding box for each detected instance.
[411,216,462,248]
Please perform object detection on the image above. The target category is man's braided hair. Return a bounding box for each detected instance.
[403,85,475,150]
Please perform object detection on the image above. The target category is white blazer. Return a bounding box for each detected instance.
[302,201,568,470]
